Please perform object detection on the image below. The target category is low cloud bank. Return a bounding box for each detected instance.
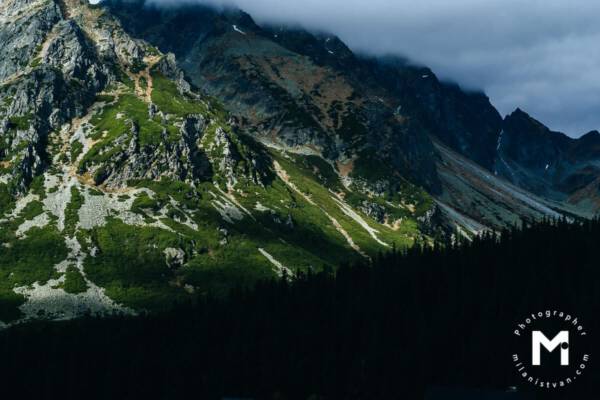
[146,0,600,136]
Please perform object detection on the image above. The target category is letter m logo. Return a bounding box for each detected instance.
[532,331,569,366]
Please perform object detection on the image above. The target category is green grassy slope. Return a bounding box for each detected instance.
[0,42,430,324]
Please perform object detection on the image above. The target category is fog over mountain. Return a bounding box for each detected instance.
[142,0,600,137]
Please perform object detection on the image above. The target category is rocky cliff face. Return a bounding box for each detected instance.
[0,0,133,194]
[350,56,504,172]
[0,0,61,81]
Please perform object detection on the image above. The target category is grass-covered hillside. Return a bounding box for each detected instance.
[0,0,432,327]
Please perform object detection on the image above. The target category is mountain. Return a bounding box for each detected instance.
[0,0,435,326]
[494,109,600,215]
[105,0,586,229]
[0,0,596,326]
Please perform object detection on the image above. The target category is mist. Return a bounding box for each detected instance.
[145,0,600,137]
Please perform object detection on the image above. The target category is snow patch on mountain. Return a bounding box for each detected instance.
[232,25,246,35]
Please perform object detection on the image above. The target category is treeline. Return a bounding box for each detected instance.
[1,219,599,399]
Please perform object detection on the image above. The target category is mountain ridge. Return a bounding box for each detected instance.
[495,108,600,215]
[105,0,595,223]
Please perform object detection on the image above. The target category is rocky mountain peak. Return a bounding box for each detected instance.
[579,130,600,141]
[503,108,561,137]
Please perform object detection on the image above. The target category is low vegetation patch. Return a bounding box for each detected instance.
[62,266,88,294]
[0,226,68,322]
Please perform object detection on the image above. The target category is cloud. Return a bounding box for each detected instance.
[146,0,600,137]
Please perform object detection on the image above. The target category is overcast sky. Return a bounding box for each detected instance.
[145,0,600,137]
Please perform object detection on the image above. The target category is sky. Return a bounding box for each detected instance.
[143,0,600,137]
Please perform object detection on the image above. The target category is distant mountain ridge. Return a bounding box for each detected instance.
[495,109,600,215]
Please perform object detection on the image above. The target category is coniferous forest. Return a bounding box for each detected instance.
[1,219,599,399]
